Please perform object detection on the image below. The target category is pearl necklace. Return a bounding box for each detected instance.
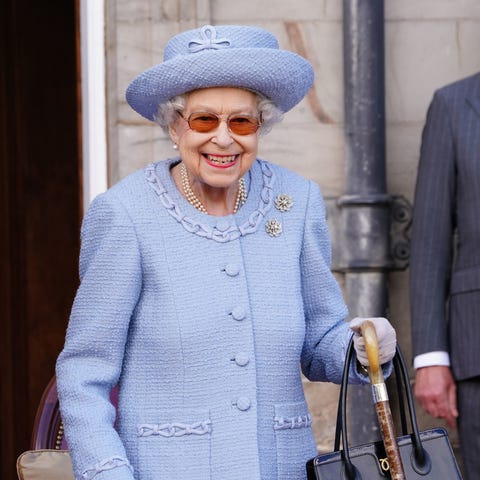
[180,162,246,215]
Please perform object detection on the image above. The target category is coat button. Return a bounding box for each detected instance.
[234,352,250,367]
[231,307,246,321]
[235,397,251,411]
[224,263,240,277]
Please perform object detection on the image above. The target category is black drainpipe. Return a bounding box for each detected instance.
[342,0,388,444]
[324,0,412,444]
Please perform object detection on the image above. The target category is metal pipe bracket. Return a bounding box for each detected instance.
[325,194,412,272]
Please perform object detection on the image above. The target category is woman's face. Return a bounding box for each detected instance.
[169,87,260,191]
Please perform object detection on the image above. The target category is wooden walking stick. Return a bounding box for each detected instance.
[361,320,406,480]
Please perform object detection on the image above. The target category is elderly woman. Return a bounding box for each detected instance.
[56,24,396,480]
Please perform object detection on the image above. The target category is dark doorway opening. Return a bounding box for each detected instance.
[0,0,82,477]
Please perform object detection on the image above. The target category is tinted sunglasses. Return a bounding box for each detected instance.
[176,111,262,135]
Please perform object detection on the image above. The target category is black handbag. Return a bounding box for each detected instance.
[306,338,463,479]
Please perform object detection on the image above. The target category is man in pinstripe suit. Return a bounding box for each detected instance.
[410,72,480,479]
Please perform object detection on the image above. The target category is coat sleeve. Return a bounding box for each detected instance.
[299,180,361,384]
[409,90,455,357]
[56,192,141,480]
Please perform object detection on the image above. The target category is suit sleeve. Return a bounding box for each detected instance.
[56,193,141,480]
[410,90,456,357]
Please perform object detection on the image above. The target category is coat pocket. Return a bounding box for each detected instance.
[274,402,316,480]
[450,265,480,294]
[136,408,212,480]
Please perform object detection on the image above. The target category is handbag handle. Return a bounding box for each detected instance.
[333,336,430,479]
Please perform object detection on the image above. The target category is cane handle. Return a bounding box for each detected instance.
[360,320,383,384]
[361,321,406,479]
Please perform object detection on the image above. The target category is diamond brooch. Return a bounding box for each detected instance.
[274,194,293,212]
[266,194,293,237]
[265,219,282,237]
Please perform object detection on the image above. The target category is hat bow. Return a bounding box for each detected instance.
[188,25,231,53]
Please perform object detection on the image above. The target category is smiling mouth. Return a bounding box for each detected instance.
[204,154,238,166]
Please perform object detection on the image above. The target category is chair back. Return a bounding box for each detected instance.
[30,376,119,450]
[31,377,66,450]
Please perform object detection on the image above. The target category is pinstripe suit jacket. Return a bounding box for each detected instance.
[410,72,480,381]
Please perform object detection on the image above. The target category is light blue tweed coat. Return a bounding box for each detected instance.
[56,158,364,480]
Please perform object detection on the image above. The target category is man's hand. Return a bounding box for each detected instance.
[414,365,458,428]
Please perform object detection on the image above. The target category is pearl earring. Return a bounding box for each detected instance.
[173,143,178,150]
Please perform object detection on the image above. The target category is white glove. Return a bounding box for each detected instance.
[349,317,396,366]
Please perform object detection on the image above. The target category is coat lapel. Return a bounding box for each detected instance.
[467,95,480,118]
[466,74,480,117]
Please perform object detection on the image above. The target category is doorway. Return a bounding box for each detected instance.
[0,0,82,478]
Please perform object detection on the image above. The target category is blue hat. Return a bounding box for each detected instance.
[126,24,314,121]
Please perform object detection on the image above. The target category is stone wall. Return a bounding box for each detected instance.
[105,0,480,456]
